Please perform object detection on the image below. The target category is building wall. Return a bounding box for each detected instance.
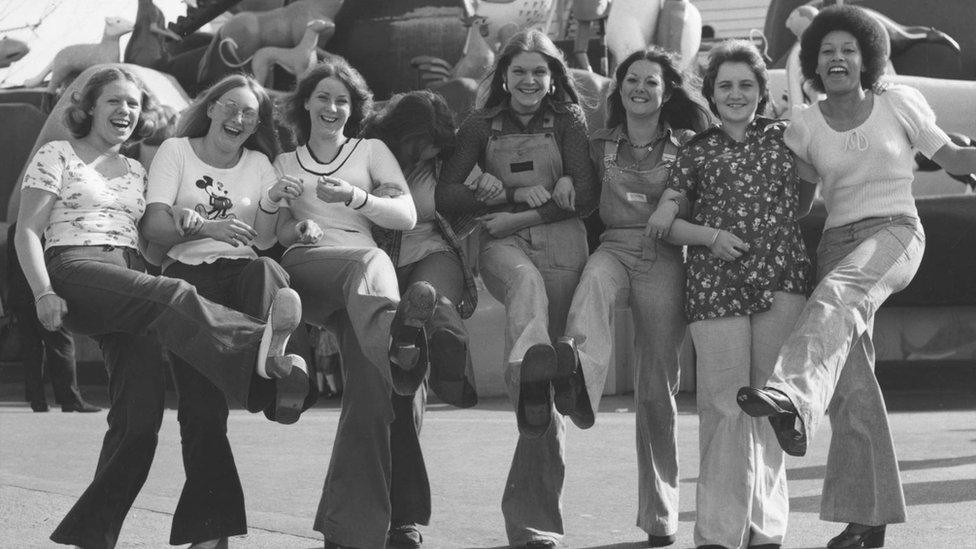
[694,0,771,39]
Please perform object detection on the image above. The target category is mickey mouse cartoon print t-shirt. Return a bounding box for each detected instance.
[146,136,278,267]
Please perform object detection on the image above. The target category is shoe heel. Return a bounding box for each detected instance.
[270,355,309,425]
[863,528,885,548]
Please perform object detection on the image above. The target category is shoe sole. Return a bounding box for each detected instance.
[738,388,807,457]
[267,354,309,425]
[391,282,437,371]
[257,288,302,376]
[519,344,556,431]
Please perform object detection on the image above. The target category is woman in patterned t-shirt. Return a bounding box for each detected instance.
[647,41,815,549]
[15,67,308,549]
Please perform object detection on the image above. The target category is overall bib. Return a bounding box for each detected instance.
[564,137,684,537]
[476,112,588,546]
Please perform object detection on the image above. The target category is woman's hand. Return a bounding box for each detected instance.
[200,218,258,247]
[645,201,679,239]
[513,185,551,208]
[316,175,356,204]
[269,175,304,202]
[35,292,68,331]
[472,173,504,202]
[551,176,575,211]
[708,229,750,261]
[477,211,523,238]
[176,207,206,236]
[295,219,323,244]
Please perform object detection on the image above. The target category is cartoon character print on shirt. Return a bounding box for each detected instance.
[194,175,236,220]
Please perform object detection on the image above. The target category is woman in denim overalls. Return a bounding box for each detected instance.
[557,48,711,548]
[736,7,976,548]
[436,29,598,549]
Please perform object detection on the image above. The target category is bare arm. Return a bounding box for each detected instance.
[15,189,67,330]
[930,141,976,178]
[665,218,750,262]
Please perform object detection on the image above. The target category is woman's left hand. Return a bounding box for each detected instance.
[176,207,206,236]
[269,175,304,202]
[316,175,356,204]
[477,212,522,238]
[551,177,576,211]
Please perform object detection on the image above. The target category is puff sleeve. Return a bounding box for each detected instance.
[783,105,814,165]
[885,84,951,158]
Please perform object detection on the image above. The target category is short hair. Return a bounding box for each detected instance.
[63,67,158,142]
[176,73,280,160]
[361,89,456,168]
[800,5,889,92]
[281,56,373,144]
[606,46,712,132]
[701,39,770,117]
[481,28,581,110]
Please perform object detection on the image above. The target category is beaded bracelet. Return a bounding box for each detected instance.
[709,228,721,246]
[34,289,57,305]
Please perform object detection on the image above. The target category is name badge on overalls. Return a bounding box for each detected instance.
[626,192,647,203]
[510,160,534,173]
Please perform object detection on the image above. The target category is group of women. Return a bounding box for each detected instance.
[17,4,976,549]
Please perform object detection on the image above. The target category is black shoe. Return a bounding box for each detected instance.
[648,533,676,547]
[61,401,101,413]
[827,523,886,548]
[524,540,557,548]
[31,400,50,412]
[323,539,361,549]
[388,523,423,548]
[748,544,781,549]
[552,336,593,429]
[428,328,477,408]
[518,343,556,436]
[390,281,437,372]
[265,355,310,425]
[736,386,806,457]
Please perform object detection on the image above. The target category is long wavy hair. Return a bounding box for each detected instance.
[361,90,456,171]
[606,47,712,132]
[64,67,159,143]
[480,29,581,110]
[176,73,280,160]
[281,57,374,144]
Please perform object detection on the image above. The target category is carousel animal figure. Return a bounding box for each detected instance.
[195,0,343,85]
[571,0,610,73]
[249,18,334,86]
[23,17,134,93]
[0,36,29,69]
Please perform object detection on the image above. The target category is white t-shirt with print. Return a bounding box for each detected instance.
[145,137,278,266]
[21,140,146,250]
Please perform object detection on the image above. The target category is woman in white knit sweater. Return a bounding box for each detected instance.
[736,6,976,549]
[272,58,437,549]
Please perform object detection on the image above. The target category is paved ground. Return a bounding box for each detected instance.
[1,376,974,549]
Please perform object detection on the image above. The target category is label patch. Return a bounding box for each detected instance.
[510,160,534,173]
[626,192,648,203]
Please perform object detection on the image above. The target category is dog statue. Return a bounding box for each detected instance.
[248,19,335,87]
[196,0,343,86]
[23,17,135,93]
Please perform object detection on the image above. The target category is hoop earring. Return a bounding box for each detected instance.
[548,84,555,96]
[502,82,508,93]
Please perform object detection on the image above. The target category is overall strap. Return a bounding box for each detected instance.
[661,139,678,166]
[603,139,619,169]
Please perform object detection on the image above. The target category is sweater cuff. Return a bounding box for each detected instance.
[915,125,952,159]
[346,187,369,209]
[538,201,574,223]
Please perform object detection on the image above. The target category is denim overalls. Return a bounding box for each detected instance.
[476,111,588,546]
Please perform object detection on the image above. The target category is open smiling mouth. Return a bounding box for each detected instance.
[223,124,243,137]
[110,118,131,130]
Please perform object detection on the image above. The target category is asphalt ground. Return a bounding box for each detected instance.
[1,371,974,549]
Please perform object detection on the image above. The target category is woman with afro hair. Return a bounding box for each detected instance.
[736,6,976,548]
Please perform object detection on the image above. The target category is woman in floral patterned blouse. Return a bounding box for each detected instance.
[647,40,815,549]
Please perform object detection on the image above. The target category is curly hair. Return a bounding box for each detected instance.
[281,56,374,144]
[361,90,456,170]
[606,46,712,132]
[481,28,581,110]
[799,5,889,92]
[701,39,770,118]
[175,73,280,160]
[63,67,159,143]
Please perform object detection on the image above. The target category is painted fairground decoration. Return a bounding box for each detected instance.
[0,0,973,370]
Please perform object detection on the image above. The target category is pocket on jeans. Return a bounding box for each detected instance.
[536,219,587,271]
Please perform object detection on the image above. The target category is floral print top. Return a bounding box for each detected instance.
[667,118,813,322]
[22,140,147,250]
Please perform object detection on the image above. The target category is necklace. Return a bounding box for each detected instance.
[626,133,661,149]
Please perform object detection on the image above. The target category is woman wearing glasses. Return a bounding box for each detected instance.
[141,74,305,549]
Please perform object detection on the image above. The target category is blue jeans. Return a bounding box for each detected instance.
[564,229,684,538]
[478,217,588,546]
[767,215,924,526]
[45,246,272,549]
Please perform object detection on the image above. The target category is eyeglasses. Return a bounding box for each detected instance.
[213,100,260,126]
